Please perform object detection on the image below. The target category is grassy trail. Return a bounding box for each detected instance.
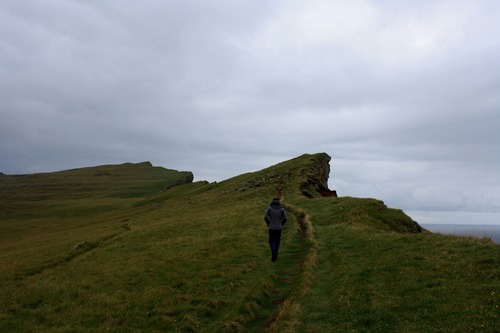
[249,197,499,333]
[242,204,317,333]
[242,206,315,332]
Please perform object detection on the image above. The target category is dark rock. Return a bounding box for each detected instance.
[300,153,338,198]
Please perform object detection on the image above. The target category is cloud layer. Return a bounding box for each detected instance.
[1,0,499,223]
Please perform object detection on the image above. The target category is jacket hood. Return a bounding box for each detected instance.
[270,198,282,209]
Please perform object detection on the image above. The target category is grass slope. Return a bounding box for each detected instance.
[0,162,193,309]
[289,197,499,332]
[0,162,193,219]
[1,154,498,332]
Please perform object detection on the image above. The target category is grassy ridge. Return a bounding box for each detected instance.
[291,197,499,332]
[0,162,193,219]
[299,225,499,332]
[0,162,193,303]
[1,154,498,332]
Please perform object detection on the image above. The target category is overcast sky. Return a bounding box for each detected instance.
[1,0,499,225]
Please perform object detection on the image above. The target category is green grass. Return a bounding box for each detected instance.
[1,154,498,332]
[0,161,193,219]
[298,224,499,332]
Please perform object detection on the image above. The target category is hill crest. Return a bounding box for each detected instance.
[1,153,498,332]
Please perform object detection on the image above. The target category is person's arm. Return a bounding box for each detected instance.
[264,207,270,226]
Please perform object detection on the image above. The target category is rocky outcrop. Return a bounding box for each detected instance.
[300,153,338,198]
[220,153,337,198]
[164,172,194,190]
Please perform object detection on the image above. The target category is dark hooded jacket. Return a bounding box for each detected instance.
[264,198,288,230]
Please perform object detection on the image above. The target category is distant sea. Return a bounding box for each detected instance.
[421,224,500,244]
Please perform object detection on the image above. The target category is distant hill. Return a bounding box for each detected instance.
[0,153,498,332]
[0,161,193,219]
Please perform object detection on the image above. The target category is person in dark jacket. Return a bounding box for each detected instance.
[264,198,288,262]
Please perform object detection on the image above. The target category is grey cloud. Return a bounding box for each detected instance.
[1,0,499,224]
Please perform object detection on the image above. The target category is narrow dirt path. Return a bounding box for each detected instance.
[243,206,316,332]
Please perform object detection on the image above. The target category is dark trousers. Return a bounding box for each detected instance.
[268,229,282,256]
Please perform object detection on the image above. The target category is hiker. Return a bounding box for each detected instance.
[264,197,288,262]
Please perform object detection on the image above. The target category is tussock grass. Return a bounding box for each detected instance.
[270,299,302,333]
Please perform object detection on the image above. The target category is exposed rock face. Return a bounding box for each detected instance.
[165,172,194,190]
[300,153,338,198]
[318,188,338,197]
[184,172,194,184]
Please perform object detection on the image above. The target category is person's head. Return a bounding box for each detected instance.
[270,197,281,206]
